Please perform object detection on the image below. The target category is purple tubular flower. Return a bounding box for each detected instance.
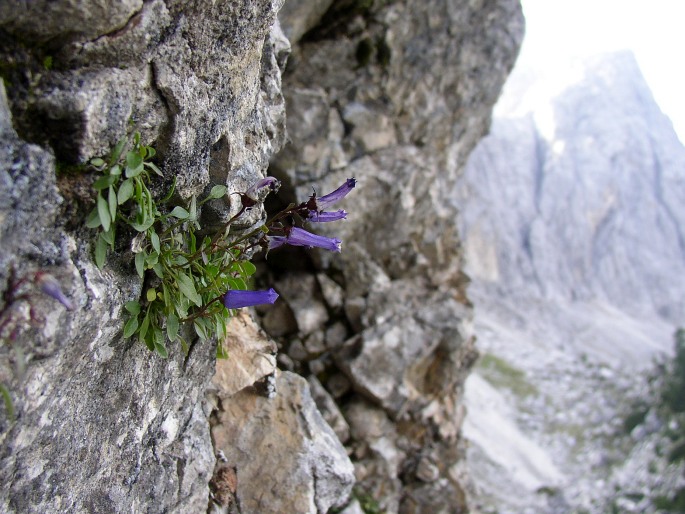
[267,236,288,250]
[285,227,342,252]
[35,272,75,311]
[316,178,356,209]
[307,209,347,223]
[224,288,279,309]
[246,176,281,200]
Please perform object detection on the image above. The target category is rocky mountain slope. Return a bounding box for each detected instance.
[0,1,523,512]
[458,51,685,323]
[457,52,685,513]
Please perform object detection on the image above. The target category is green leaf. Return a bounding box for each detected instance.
[85,207,101,229]
[167,313,179,342]
[90,157,105,167]
[205,264,220,280]
[93,174,117,190]
[152,263,164,279]
[161,177,176,203]
[189,195,197,221]
[118,178,134,204]
[0,383,15,421]
[216,343,229,359]
[125,301,141,315]
[101,227,115,246]
[109,164,122,176]
[135,251,145,278]
[148,192,158,219]
[130,218,154,232]
[143,331,155,352]
[125,151,144,177]
[95,233,108,268]
[145,161,163,177]
[215,313,227,340]
[169,206,189,219]
[162,284,171,310]
[146,288,157,302]
[145,252,159,267]
[135,176,143,204]
[150,231,160,254]
[123,316,139,338]
[227,277,247,291]
[154,342,168,359]
[239,261,257,277]
[108,185,117,222]
[145,146,156,159]
[175,300,189,320]
[194,319,209,340]
[176,272,202,307]
[189,231,196,253]
[207,184,227,200]
[110,136,127,166]
[97,193,111,232]
[153,326,164,346]
[139,313,150,340]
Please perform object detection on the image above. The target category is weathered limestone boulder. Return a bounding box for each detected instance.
[211,371,354,513]
[210,312,278,399]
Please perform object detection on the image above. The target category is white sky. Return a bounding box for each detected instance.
[518,0,685,141]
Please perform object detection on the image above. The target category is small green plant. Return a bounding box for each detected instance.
[87,134,356,358]
[85,134,263,357]
[478,353,538,398]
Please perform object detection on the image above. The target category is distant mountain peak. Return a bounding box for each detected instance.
[459,51,685,324]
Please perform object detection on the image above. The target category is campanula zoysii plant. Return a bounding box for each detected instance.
[88,133,356,358]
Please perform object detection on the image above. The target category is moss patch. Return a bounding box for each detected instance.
[478,353,538,398]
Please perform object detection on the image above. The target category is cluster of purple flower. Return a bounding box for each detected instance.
[224,178,356,310]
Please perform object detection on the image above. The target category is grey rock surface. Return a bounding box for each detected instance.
[257,0,525,511]
[211,371,355,514]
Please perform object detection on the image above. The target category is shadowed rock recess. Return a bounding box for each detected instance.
[0,1,522,513]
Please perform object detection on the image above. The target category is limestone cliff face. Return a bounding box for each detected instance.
[0,1,522,513]
[262,1,523,512]
[0,2,293,512]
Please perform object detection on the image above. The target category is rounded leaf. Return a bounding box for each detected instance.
[169,206,190,219]
[117,179,134,204]
[208,184,227,200]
